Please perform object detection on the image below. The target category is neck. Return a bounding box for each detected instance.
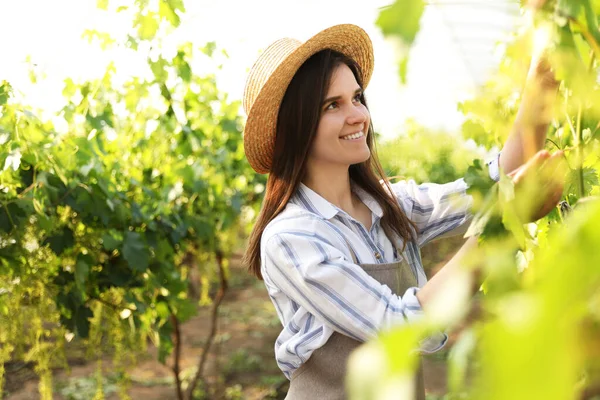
[302,161,358,212]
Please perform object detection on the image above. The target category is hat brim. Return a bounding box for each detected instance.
[243,24,374,174]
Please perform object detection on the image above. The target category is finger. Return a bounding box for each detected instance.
[531,149,551,164]
[540,150,568,183]
[512,150,550,183]
[527,150,551,175]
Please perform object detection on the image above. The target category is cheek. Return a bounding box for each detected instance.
[316,113,344,139]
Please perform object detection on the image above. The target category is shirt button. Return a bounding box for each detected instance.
[375,252,382,260]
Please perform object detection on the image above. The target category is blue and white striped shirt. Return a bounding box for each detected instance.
[261,156,501,379]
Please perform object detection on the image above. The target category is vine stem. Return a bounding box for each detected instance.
[575,103,585,198]
[573,50,595,199]
[186,249,228,400]
[0,199,17,231]
[568,17,600,60]
[88,295,135,313]
[18,181,40,199]
[170,312,184,400]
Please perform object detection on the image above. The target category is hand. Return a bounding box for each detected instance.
[507,150,567,222]
[528,52,560,90]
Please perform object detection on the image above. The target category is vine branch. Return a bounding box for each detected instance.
[169,311,184,400]
[186,249,228,400]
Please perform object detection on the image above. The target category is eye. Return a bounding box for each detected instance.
[353,92,363,103]
[325,101,338,111]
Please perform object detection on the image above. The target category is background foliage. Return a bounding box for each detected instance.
[0,1,264,398]
[2,0,600,399]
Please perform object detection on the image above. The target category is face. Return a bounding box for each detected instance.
[307,63,371,170]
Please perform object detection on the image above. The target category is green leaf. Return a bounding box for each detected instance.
[96,0,109,10]
[498,172,515,202]
[155,301,170,321]
[462,120,488,143]
[136,12,160,41]
[398,56,409,84]
[157,321,173,364]
[149,57,168,82]
[126,34,139,50]
[74,305,93,338]
[44,228,75,255]
[465,159,495,195]
[465,185,499,238]
[0,81,12,105]
[18,163,34,192]
[201,42,217,57]
[167,0,185,13]
[502,204,526,248]
[177,60,191,82]
[448,328,476,393]
[98,257,131,287]
[102,231,121,251]
[376,0,425,44]
[122,231,150,272]
[557,0,583,18]
[0,201,29,234]
[75,253,93,290]
[566,167,599,198]
[158,0,180,27]
[172,297,197,323]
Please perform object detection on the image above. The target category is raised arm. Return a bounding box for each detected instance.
[417,55,563,310]
[499,54,560,174]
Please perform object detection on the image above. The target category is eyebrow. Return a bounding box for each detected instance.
[322,88,363,106]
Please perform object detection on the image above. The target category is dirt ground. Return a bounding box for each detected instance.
[4,238,466,400]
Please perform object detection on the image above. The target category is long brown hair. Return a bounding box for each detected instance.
[243,49,416,279]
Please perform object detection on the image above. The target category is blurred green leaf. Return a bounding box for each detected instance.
[0,81,11,105]
[557,0,584,17]
[122,231,150,272]
[376,0,425,44]
[74,305,93,338]
[96,0,109,10]
[44,228,75,255]
[75,253,93,291]
[136,12,159,40]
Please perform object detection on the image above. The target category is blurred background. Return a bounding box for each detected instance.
[2,0,600,399]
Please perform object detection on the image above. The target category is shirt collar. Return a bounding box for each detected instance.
[352,184,384,219]
[294,181,384,221]
[295,182,340,219]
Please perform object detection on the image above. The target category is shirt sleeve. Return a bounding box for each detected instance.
[391,178,472,247]
[263,230,446,353]
[486,151,501,182]
[391,152,502,247]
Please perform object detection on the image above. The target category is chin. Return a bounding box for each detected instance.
[349,151,371,166]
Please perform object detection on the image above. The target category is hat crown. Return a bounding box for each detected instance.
[243,38,302,116]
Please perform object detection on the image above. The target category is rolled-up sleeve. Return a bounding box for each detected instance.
[486,152,501,182]
[392,178,473,247]
[391,152,502,247]
[263,231,428,343]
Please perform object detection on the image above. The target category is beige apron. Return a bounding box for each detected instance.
[286,241,426,400]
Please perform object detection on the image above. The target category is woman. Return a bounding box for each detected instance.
[241,24,563,399]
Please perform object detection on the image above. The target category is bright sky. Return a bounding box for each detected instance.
[0,0,522,138]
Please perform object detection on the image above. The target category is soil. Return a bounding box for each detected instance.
[4,237,468,400]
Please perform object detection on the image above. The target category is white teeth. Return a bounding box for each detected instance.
[341,131,364,140]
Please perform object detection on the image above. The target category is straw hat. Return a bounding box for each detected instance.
[242,24,374,174]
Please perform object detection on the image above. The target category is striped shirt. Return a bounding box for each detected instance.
[261,155,501,379]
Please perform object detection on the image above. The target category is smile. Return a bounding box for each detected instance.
[340,131,365,140]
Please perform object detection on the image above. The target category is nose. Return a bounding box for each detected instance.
[346,104,368,126]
